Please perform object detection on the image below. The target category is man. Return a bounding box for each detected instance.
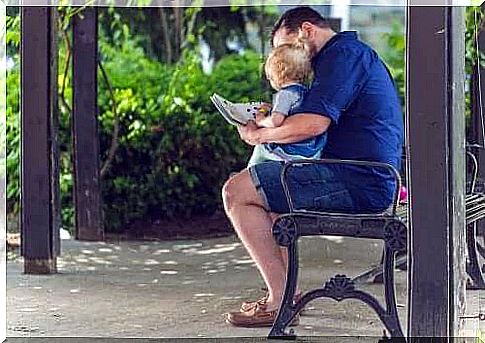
[222,6,403,327]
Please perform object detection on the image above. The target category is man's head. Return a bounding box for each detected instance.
[271,6,334,56]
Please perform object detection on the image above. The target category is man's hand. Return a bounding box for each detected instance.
[237,120,261,146]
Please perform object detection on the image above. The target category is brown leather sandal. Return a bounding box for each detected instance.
[240,290,303,312]
[240,292,269,312]
[226,301,300,328]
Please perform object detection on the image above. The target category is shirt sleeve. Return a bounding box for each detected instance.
[272,89,301,116]
[298,46,373,124]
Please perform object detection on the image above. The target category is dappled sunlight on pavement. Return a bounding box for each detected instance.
[6,234,481,338]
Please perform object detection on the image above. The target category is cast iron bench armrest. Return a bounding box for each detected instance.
[467,150,479,193]
[280,158,402,216]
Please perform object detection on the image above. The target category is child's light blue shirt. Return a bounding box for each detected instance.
[265,83,327,160]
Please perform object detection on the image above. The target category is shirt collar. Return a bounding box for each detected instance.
[317,31,358,55]
[280,82,304,89]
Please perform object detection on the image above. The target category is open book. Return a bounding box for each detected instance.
[210,93,267,126]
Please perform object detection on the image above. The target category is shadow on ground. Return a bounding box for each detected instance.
[6,235,483,339]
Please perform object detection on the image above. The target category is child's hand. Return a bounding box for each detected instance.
[256,111,286,128]
[254,112,267,127]
[257,103,272,115]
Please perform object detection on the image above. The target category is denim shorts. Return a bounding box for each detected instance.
[248,160,359,214]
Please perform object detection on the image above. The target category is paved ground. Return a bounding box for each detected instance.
[5,235,484,340]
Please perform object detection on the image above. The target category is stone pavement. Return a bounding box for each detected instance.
[5,235,484,340]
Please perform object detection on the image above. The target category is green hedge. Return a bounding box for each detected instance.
[99,45,270,230]
[6,33,270,231]
[6,57,20,214]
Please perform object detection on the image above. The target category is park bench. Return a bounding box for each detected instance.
[268,151,485,339]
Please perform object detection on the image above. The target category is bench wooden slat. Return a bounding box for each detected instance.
[396,193,485,225]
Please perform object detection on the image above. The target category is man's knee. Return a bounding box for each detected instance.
[222,170,258,212]
[222,174,241,212]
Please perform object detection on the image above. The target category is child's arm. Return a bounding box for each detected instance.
[255,88,300,128]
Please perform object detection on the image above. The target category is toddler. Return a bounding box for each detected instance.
[248,42,327,167]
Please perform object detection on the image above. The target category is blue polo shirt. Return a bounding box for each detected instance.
[294,31,404,212]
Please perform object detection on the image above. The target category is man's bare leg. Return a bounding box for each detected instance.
[269,213,301,296]
[222,170,286,311]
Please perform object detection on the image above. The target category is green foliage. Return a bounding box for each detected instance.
[6,15,20,48]
[211,51,270,103]
[465,6,485,133]
[101,6,279,63]
[465,6,485,77]
[6,10,21,214]
[6,9,267,232]
[96,37,266,230]
[6,59,20,213]
[380,21,405,109]
[379,9,483,124]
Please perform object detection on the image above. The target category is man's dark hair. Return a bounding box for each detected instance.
[271,6,330,46]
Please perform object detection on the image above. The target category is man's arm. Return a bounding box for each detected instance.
[238,113,331,145]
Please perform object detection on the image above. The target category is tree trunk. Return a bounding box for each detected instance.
[159,8,172,64]
[174,4,182,60]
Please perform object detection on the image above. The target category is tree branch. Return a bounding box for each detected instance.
[181,8,200,50]
[98,59,120,179]
[60,29,72,115]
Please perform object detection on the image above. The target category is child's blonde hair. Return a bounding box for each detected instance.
[264,41,312,90]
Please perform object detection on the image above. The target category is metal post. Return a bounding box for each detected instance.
[470,4,485,239]
[406,5,466,338]
[330,0,349,31]
[20,7,60,274]
[72,8,103,241]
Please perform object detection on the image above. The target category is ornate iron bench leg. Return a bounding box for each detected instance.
[269,218,406,339]
[269,244,405,339]
[381,245,405,337]
[352,249,407,285]
[466,222,485,289]
[269,241,299,339]
[476,220,485,263]
[478,240,485,259]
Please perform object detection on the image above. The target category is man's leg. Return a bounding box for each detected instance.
[268,212,300,295]
[268,214,287,262]
[269,212,301,294]
[222,170,286,311]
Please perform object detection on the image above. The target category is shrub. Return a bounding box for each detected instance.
[6,8,270,233]
[97,46,267,231]
[6,59,20,214]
